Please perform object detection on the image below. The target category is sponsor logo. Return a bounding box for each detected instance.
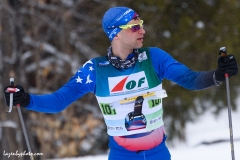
[98,61,110,66]
[109,28,118,39]
[116,9,133,21]
[108,71,149,95]
[138,51,148,62]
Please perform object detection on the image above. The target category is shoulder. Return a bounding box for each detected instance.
[149,47,169,56]
[91,56,109,68]
[139,47,173,61]
[81,56,107,67]
[91,55,108,64]
[139,47,170,56]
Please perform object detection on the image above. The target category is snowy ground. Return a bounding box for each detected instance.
[50,105,240,160]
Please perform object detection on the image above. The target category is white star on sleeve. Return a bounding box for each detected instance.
[89,66,94,71]
[76,76,83,83]
[86,75,93,84]
[83,60,93,68]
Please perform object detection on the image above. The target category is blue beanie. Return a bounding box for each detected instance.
[102,7,138,41]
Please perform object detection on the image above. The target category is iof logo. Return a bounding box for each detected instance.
[108,71,149,94]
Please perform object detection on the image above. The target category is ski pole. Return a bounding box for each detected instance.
[6,78,34,160]
[219,47,235,160]
[16,104,34,160]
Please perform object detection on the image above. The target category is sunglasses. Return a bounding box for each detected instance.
[119,20,144,32]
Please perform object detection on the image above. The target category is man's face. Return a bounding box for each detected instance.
[116,18,145,49]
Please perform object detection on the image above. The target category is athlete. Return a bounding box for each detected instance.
[4,6,238,160]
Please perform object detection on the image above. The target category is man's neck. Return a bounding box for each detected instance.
[111,44,133,60]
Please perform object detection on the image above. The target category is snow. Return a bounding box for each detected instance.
[169,108,240,160]
[49,106,240,160]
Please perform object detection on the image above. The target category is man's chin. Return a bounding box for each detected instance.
[135,44,143,49]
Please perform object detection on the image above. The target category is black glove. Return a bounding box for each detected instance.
[215,54,238,82]
[4,85,30,107]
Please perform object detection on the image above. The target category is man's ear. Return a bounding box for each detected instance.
[112,35,118,42]
[114,32,121,40]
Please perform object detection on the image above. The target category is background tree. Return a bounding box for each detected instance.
[0,0,239,159]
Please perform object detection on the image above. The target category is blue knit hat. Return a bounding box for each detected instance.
[102,7,138,41]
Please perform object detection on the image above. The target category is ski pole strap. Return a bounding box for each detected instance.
[7,92,13,113]
[6,87,20,113]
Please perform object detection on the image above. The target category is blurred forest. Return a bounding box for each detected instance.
[0,0,239,159]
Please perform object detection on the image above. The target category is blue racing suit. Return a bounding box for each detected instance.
[26,47,216,160]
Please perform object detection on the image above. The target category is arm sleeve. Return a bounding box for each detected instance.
[150,47,216,90]
[26,59,96,113]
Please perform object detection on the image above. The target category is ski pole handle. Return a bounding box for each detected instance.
[10,77,14,86]
[6,78,21,113]
[219,47,229,78]
[219,46,227,57]
[6,78,15,113]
